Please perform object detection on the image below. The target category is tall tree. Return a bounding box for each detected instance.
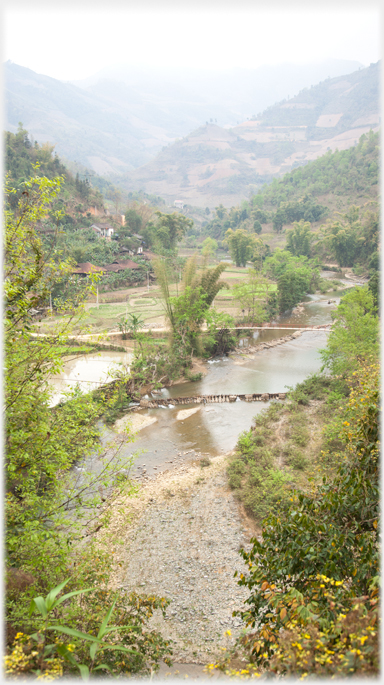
[225,229,262,267]
[233,270,274,324]
[286,220,313,257]
[144,211,193,252]
[320,286,379,377]
[154,256,227,353]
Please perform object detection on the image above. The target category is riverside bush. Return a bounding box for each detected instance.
[229,362,379,675]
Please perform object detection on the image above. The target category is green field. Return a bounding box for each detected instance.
[35,264,274,335]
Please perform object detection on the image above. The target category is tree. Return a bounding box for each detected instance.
[203,309,236,357]
[263,249,319,312]
[4,173,134,571]
[320,207,379,269]
[253,220,262,235]
[321,219,360,267]
[124,208,143,234]
[225,229,262,267]
[201,236,218,259]
[144,211,193,252]
[277,268,313,313]
[272,207,286,233]
[233,270,274,325]
[234,362,379,673]
[154,256,227,354]
[215,204,227,220]
[286,220,313,257]
[320,286,379,377]
[368,271,379,309]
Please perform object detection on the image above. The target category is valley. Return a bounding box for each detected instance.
[4,51,380,680]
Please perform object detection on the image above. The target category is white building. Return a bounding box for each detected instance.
[90,224,114,240]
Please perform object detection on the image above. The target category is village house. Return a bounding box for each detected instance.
[72,262,105,276]
[90,224,115,240]
[103,259,142,273]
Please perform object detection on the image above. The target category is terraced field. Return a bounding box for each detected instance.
[35,265,273,335]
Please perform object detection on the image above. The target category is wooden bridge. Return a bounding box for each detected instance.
[231,323,331,331]
[139,392,286,408]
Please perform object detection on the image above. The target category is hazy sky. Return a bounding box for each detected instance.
[3,1,381,82]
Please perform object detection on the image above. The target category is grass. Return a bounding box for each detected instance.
[40,265,255,336]
[226,374,350,523]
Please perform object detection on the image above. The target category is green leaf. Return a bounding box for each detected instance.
[77,663,90,680]
[89,641,99,660]
[93,664,112,672]
[45,578,70,610]
[97,598,117,640]
[29,596,48,618]
[46,626,102,643]
[53,587,93,608]
[103,644,137,654]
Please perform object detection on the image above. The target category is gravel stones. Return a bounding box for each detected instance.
[99,456,253,664]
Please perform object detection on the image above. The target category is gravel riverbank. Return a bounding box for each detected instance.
[95,454,257,667]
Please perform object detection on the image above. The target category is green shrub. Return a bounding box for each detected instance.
[288,373,332,403]
[184,371,203,382]
[237,430,256,456]
[288,451,308,470]
[199,456,211,468]
[243,467,291,520]
[228,459,247,489]
[290,423,310,447]
[265,401,283,421]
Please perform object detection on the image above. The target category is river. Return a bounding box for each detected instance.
[53,282,358,487]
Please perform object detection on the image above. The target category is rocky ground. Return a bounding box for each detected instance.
[95,454,258,674]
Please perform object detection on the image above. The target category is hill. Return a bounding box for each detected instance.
[120,62,379,207]
[201,131,379,272]
[5,59,364,179]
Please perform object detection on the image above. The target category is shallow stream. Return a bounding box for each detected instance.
[57,282,360,488]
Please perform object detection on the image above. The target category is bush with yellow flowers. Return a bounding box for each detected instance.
[214,362,379,678]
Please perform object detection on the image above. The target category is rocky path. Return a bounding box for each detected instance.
[96,455,256,668]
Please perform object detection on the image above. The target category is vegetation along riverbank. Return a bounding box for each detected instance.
[4,127,379,679]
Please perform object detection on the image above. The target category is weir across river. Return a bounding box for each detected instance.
[139,392,286,408]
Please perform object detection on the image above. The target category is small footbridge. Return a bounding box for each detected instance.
[231,323,331,331]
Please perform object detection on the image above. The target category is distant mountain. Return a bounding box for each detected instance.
[119,62,380,208]
[5,59,364,178]
[72,59,364,125]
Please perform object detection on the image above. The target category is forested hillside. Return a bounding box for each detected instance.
[120,63,379,206]
[203,131,379,273]
[5,59,363,178]
[5,128,196,292]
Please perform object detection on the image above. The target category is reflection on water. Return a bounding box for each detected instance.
[49,351,133,406]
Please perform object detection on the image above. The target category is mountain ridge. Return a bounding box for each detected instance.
[118,62,379,207]
[5,58,366,179]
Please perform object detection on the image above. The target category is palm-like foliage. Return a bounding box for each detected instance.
[154,256,227,352]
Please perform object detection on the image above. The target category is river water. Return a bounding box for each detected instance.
[111,290,339,478]
[56,284,356,488]
[49,350,134,406]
